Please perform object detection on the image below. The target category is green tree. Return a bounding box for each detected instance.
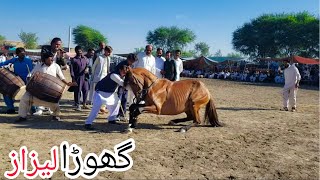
[18,31,38,49]
[134,47,145,54]
[194,42,210,57]
[73,25,107,50]
[227,52,243,58]
[146,26,196,52]
[214,49,223,57]
[182,50,196,57]
[0,35,5,44]
[232,12,319,58]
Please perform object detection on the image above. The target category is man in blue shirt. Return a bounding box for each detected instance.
[0,47,33,114]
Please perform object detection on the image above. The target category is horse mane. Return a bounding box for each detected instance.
[132,68,157,84]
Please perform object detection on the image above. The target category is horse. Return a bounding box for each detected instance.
[124,67,221,133]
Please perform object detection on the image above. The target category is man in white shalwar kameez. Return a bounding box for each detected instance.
[133,45,156,74]
[282,60,301,112]
[17,53,75,122]
[84,64,128,130]
[128,45,156,106]
[155,48,165,78]
[173,49,183,81]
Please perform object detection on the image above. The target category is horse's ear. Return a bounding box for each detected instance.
[124,70,131,86]
[127,66,133,72]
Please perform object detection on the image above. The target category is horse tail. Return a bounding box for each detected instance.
[205,98,222,127]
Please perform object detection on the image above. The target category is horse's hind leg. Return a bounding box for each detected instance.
[178,105,201,132]
[168,111,193,125]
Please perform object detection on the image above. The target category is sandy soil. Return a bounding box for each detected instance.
[0,76,318,179]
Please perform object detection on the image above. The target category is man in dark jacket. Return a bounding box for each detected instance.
[163,51,177,81]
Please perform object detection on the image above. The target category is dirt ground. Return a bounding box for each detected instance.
[0,76,318,179]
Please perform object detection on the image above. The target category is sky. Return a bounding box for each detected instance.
[1,0,319,55]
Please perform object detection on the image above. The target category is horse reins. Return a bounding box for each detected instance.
[131,74,158,103]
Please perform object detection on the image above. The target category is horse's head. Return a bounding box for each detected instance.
[124,67,145,99]
[125,67,158,102]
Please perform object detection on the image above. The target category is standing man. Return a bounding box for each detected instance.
[129,45,155,106]
[41,37,67,70]
[85,48,95,68]
[163,51,177,81]
[133,45,156,75]
[85,48,95,104]
[90,45,113,113]
[70,46,90,111]
[155,48,165,78]
[93,42,105,65]
[282,60,301,112]
[173,49,183,81]
[0,47,33,114]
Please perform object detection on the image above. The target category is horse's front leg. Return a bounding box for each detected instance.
[125,104,158,133]
[139,105,158,114]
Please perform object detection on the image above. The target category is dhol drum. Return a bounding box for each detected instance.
[26,72,66,103]
[0,68,26,100]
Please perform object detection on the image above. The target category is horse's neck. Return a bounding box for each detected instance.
[142,72,156,86]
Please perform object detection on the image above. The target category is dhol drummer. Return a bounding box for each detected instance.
[16,52,75,122]
[34,37,69,116]
[0,47,33,114]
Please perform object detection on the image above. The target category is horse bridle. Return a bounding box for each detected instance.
[131,73,158,103]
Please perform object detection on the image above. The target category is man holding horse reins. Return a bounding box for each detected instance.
[115,53,137,121]
[84,63,130,130]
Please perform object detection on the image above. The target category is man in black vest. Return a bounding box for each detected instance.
[115,53,137,121]
[84,63,129,130]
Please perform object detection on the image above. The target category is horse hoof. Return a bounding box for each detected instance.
[179,128,186,133]
[168,121,176,125]
[122,128,133,134]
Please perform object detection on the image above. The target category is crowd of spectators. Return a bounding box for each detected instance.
[181,63,319,86]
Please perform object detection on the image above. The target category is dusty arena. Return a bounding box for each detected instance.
[0,76,318,179]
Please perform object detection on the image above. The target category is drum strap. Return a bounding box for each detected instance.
[29,94,34,112]
[26,64,34,110]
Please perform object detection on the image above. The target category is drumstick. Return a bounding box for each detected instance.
[119,102,126,118]
[26,64,31,77]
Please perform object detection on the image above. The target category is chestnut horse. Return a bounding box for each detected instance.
[124,67,221,132]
